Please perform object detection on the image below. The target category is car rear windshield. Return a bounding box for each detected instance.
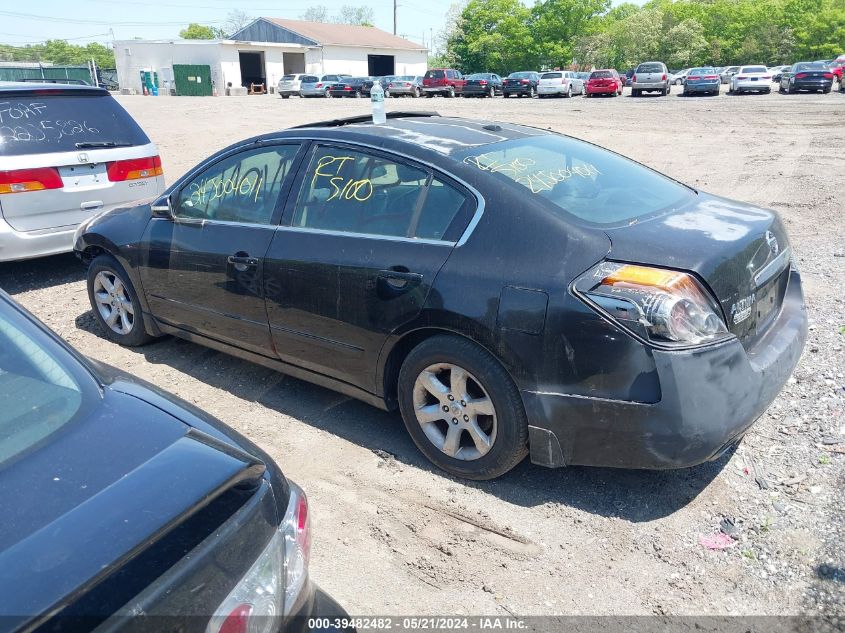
[467,74,489,80]
[0,307,84,465]
[301,76,319,83]
[636,63,663,73]
[508,72,533,79]
[0,91,150,156]
[795,62,827,71]
[425,70,446,79]
[589,71,612,79]
[690,68,716,75]
[741,66,767,73]
[455,135,694,226]
[541,72,562,79]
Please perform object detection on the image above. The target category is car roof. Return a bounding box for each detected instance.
[0,81,106,94]
[285,113,547,156]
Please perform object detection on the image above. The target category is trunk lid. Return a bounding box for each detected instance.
[603,193,792,345]
[0,387,264,628]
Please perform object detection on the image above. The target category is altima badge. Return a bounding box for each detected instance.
[765,230,779,256]
[731,293,756,325]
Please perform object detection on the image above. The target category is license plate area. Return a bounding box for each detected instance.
[755,270,788,333]
[60,164,108,190]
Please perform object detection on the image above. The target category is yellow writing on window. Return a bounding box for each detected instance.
[311,155,374,202]
[190,172,264,207]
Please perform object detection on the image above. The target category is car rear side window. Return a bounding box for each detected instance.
[456,135,693,226]
[292,146,467,240]
[0,309,83,465]
[0,92,150,156]
[174,144,300,225]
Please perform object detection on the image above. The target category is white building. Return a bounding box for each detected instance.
[113,18,428,95]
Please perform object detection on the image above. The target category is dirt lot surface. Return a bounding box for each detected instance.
[2,88,844,617]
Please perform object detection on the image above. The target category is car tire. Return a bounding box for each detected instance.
[384,90,390,98]
[529,86,536,98]
[823,87,831,94]
[632,88,640,97]
[354,90,362,98]
[281,94,290,99]
[325,89,332,98]
[87,254,155,347]
[565,85,572,98]
[446,86,455,98]
[488,86,495,98]
[398,335,528,480]
[413,87,420,98]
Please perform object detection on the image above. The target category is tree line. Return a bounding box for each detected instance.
[436,0,845,74]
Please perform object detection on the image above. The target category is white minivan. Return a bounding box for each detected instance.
[0,83,164,261]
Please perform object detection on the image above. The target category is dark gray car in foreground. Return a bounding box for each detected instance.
[0,291,349,632]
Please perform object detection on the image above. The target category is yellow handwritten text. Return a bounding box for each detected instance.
[311,155,374,202]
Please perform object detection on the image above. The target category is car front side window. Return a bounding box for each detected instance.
[173,144,300,225]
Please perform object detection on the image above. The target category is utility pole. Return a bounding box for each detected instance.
[393,0,397,35]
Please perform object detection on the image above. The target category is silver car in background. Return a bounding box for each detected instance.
[277,73,307,98]
[299,74,352,98]
[537,71,585,98]
[0,83,164,262]
[631,61,671,96]
[387,76,424,97]
[729,65,772,94]
[720,66,740,84]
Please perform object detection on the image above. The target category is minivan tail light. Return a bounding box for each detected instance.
[107,156,162,182]
[0,167,63,194]
[661,74,667,81]
[632,74,637,82]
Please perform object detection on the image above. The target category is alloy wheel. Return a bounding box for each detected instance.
[93,270,135,335]
[412,363,497,461]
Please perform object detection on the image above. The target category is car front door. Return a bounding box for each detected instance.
[139,142,304,356]
[263,143,475,392]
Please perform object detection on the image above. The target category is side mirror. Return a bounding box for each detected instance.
[151,194,173,219]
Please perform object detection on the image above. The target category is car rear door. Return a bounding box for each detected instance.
[263,143,475,392]
[0,88,163,232]
[138,141,305,356]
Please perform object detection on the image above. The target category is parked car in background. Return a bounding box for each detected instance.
[537,71,584,98]
[328,77,375,98]
[683,67,721,96]
[576,72,591,82]
[584,69,623,97]
[422,68,466,97]
[277,73,307,98]
[503,71,540,97]
[377,75,397,95]
[624,70,634,86]
[720,66,740,84]
[299,74,351,98]
[631,61,671,96]
[462,73,503,97]
[0,290,350,630]
[76,111,806,480]
[779,62,834,93]
[671,69,691,85]
[827,60,844,84]
[769,65,790,82]
[0,83,164,262]
[729,65,772,94]
[387,75,424,97]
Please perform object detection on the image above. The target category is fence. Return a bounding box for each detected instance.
[0,64,94,84]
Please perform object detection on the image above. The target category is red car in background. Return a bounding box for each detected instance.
[585,69,624,97]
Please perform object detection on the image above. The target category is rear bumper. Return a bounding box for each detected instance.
[538,85,566,94]
[0,219,75,261]
[685,82,719,92]
[791,79,832,90]
[503,85,533,94]
[585,84,616,94]
[734,80,769,90]
[632,82,666,90]
[523,268,807,469]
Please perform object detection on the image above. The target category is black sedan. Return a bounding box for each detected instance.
[0,291,349,630]
[779,61,834,93]
[75,112,807,480]
[502,71,540,97]
[462,73,503,98]
[328,77,374,98]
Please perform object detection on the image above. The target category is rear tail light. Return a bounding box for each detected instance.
[795,72,807,79]
[344,86,351,90]
[661,74,667,81]
[479,80,487,85]
[632,74,637,82]
[704,75,719,79]
[206,483,311,633]
[107,156,162,182]
[574,262,730,347]
[521,79,529,84]
[823,73,833,79]
[688,76,701,81]
[315,82,323,88]
[763,75,771,79]
[0,167,63,194]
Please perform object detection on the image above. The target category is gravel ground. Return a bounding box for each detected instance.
[1,87,843,617]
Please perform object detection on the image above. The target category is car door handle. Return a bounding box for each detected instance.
[379,269,423,283]
[227,255,259,266]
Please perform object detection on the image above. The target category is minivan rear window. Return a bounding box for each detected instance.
[456,135,693,226]
[636,63,663,73]
[0,92,150,156]
[425,70,446,79]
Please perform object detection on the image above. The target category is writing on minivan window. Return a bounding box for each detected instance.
[0,101,100,145]
[310,154,374,202]
[463,152,601,194]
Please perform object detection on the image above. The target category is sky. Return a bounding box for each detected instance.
[0,1,455,49]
